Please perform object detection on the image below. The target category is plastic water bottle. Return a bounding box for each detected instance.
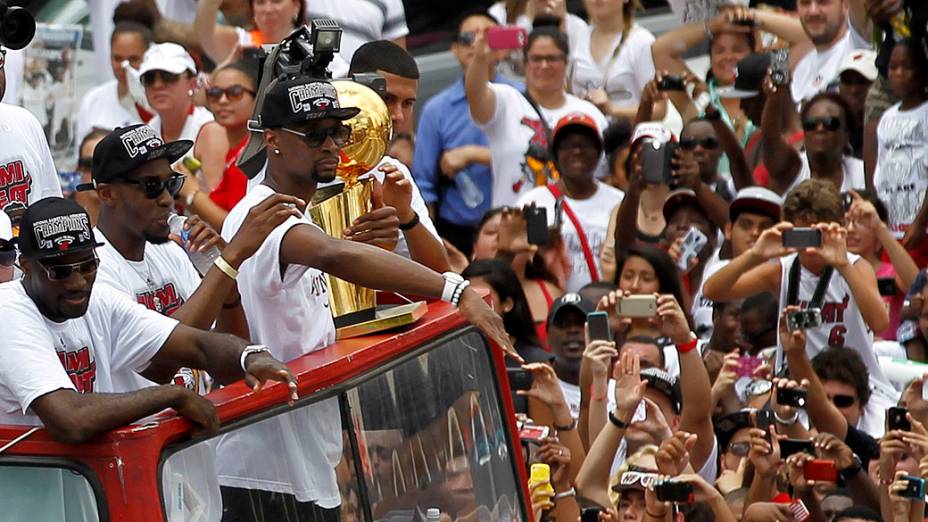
[455,170,484,209]
[425,508,441,522]
[168,213,220,276]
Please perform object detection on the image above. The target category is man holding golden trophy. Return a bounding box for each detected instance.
[214,21,518,519]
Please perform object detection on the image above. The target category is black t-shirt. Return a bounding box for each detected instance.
[844,423,880,470]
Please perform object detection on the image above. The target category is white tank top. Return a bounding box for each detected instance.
[775,253,892,393]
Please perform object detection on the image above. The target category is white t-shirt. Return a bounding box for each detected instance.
[791,25,870,104]
[94,228,204,392]
[569,23,656,108]
[0,281,178,426]
[248,155,438,261]
[873,101,928,238]
[217,184,341,507]
[148,106,214,168]
[476,83,608,207]
[692,254,729,340]
[784,153,866,195]
[75,80,143,146]
[774,253,893,394]
[306,0,409,68]
[0,103,63,219]
[517,181,624,292]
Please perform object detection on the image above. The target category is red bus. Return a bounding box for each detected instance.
[0,296,531,521]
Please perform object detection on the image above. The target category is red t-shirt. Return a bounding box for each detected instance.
[208,136,248,211]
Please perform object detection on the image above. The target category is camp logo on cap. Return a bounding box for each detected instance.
[32,214,92,252]
[288,82,340,115]
[120,126,164,159]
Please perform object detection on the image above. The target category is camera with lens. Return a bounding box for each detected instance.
[786,308,822,331]
[0,1,36,50]
[770,48,790,87]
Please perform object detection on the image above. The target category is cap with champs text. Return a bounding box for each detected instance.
[17,197,104,260]
[259,76,361,129]
[77,124,192,190]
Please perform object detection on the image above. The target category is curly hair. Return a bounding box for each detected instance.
[811,347,871,406]
[782,179,845,225]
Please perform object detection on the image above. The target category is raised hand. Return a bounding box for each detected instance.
[225,193,304,264]
[518,363,570,411]
[496,207,533,255]
[656,431,697,477]
[582,340,618,381]
[750,221,797,261]
[813,432,855,471]
[812,222,850,269]
[778,306,808,355]
[612,351,648,420]
[655,293,692,345]
[380,167,414,224]
[747,424,781,477]
[785,452,817,493]
[771,377,809,422]
[534,437,572,490]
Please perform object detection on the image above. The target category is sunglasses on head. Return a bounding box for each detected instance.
[39,255,99,281]
[205,84,256,103]
[680,137,719,150]
[141,70,182,87]
[281,124,352,147]
[830,394,857,408]
[113,174,186,199]
[802,116,842,132]
[612,470,661,492]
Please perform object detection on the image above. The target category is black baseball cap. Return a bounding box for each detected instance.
[715,409,754,450]
[546,293,595,330]
[640,367,682,414]
[259,76,360,129]
[718,53,771,99]
[76,124,192,190]
[17,197,103,260]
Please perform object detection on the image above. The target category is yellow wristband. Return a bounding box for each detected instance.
[213,256,238,280]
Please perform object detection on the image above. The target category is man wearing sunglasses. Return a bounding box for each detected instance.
[215,74,513,517]
[80,123,301,392]
[0,197,298,443]
[0,44,63,231]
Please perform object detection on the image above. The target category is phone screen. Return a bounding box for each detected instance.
[587,311,611,342]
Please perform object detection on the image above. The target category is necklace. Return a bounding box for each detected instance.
[127,257,163,313]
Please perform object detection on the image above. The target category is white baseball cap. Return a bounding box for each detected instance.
[729,186,783,222]
[631,122,675,147]
[839,50,878,82]
[139,42,197,77]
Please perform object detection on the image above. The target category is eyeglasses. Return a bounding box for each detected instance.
[205,84,256,103]
[727,441,751,457]
[0,49,6,71]
[39,256,99,281]
[141,70,182,87]
[680,137,719,150]
[281,124,352,147]
[802,116,842,132]
[830,394,857,408]
[456,32,476,46]
[527,54,566,65]
[112,174,186,199]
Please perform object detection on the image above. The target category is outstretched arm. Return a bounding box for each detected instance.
[465,33,498,126]
[760,77,802,196]
[194,0,240,65]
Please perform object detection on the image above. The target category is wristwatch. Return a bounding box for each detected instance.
[240,345,271,372]
[441,272,470,307]
[838,454,863,479]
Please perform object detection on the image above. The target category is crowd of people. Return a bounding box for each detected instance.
[2,0,928,520]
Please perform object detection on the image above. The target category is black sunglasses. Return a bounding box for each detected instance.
[456,32,476,46]
[113,174,186,199]
[205,84,256,103]
[830,394,857,408]
[680,137,719,150]
[141,70,182,87]
[281,124,352,147]
[39,256,99,281]
[727,441,751,457]
[802,116,842,132]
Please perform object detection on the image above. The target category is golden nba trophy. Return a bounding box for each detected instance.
[309,80,426,337]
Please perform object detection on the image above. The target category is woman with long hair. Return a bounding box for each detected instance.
[570,0,660,120]
[180,59,259,230]
[195,0,307,64]
[488,0,588,77]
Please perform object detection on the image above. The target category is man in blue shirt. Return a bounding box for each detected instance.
[412,10,521,257]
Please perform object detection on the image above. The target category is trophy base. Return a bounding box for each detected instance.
[333,308,377,329]
[335,301,429,340]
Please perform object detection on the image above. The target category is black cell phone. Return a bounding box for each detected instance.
[658,75,686,91]
[587,311,612,342]
[641,141,677,185]
[524,206,548,245]
[734,18,756,26]
[654,481,694,503]
[507,368,533,391]
[776,387,807,408]
[779,438,815,459]
[755,409,775,449]
[899,476,927,499]
[782,228,822,248]
[878,277,898,297]
[888,406,911,432]
[580,506,601,522]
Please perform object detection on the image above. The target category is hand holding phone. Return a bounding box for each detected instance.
[779,439,815,459]
[654,480,694,503]
[616,294,657,317]
[486,26,527,50]
[776,387,807,408]
[897,475,927,500]
[520,423,550,445]
[530,463,555,494]
[888,406,912,432]
[737,355,763,378]
[782,228,822,248]
[587,311,612,342]
[802,459,837,482]
[524,206,548,245]
[676,226,709,271]
[507,367,533,391]
[658,75,686,91]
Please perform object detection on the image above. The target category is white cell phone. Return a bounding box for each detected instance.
[676,226,709,271]
[616,294,658,317]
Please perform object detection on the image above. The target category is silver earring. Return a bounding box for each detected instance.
[187,90,194,96]
[273,149,281,155]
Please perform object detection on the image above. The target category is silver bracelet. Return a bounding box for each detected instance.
[553,487,576,500]
[774,410,799,425]
[240,345,270,372]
